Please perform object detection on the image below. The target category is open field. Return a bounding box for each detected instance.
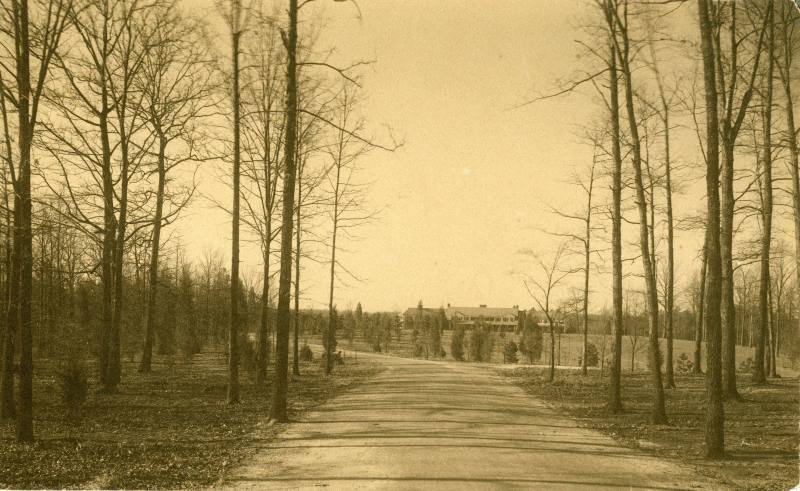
[503,367,799,491]
[0,349,380,489]
[312,329,798,377]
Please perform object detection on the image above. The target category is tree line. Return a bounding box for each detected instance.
[521,0,799,459]
[0,0,390,442]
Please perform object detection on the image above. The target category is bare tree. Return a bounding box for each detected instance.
[323,85,372,375]
[239,7,284,387]
[0,0,71,440]
[713,0,770,400]
[599,0,626,414]
[697,0,725,459]
[612,0,666,424]
[545,153,602,377]
[753,0,775,384]
[774,1,799,337]
[222,0,246,404]
[137,3,213,373]
[521,243,573,383]
[270,0,300,422]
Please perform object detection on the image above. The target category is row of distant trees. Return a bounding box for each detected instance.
[0,0,389,442]
[520,0,799,459]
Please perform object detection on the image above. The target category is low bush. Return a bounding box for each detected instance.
[56,360,89,422]
[503,341,519,363]
[299,343,313,362]
[676,352,694,373]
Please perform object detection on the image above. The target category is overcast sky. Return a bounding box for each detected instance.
[179,1,791,313]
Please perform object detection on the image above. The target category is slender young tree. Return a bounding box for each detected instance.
[138,4,212,372]
[239,9,285,387]
[324,86,372,375]
[521,243,573,383]
[603,0,625,414]
[545,155,600,377]
[613,0,666,424]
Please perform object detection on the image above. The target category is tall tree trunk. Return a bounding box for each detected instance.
[698,0,725,458]
[663,108,675,389]
[256,115,273,386]
[257,246,270,386]
[694,243,707,374]
[270,0,298,422]
[715,0,769,401]
[293,170,301,377]
[581,164,594,377]
[326,162,341,376]
[228,9,241,404]
[782,17,800,340]
[605,0,624,414]
[100,84,116,394]
[1,197,19,419]
[110,135,129,389]
[719,139,739,398]
[139,137,167,373]
[754,1,774,384]
[0,79,16,419]
[616,4,666,424]
[548,316,555,383]
[11,0,34,441]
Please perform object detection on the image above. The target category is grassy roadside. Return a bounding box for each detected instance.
[0,349,381,489]
[502,367,798,491]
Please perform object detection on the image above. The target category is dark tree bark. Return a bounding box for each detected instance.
[228,1,242,404]
[694,243,707,374]
[777,1,800,341]
[604,0,624,414]
[270,0,299,423]
[139,137,166,373]
[698,0,725,459]
[293,167,301,377]
[714,1,769,401]
[754,0,774,384]
[3,0,69,439]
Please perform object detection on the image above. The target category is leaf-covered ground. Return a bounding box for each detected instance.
[503,367,799,491]
[0,350,380,489]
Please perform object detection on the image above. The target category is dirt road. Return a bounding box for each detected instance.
[225,353,712,490]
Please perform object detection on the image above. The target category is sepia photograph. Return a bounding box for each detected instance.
[0,0,799,489]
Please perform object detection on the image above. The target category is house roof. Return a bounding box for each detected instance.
[446,306,519,319]
[403,307,441,316]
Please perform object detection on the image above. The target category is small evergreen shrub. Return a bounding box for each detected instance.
[676,352,694,373]
[299,343,314,362]
[503,340,519,363]
[739,357,754,373]
[56,360,89,421]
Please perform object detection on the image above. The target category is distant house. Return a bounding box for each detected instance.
[446,304,520,332]
[402,304,521,332]
[536,319,565,330]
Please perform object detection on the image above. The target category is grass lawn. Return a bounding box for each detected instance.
[0,349,380,489]
[503,367,799,491]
